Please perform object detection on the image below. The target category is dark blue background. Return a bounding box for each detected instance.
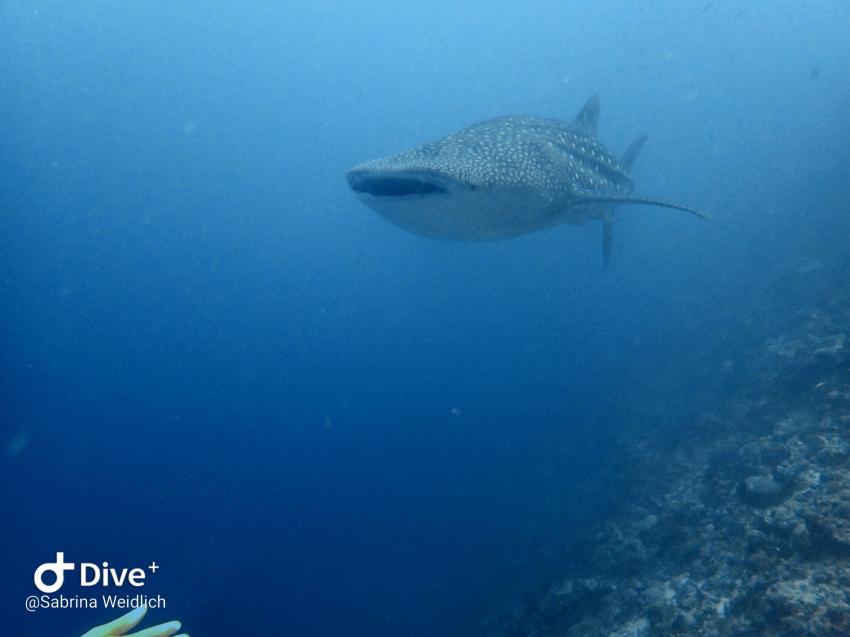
[2,2,848,635]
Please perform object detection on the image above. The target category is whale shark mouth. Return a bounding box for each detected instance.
[347,172,448,198]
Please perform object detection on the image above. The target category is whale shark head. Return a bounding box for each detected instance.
[347,165,520,240]
[346,115,580,240]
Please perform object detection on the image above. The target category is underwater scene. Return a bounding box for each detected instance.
[2,2,849,636]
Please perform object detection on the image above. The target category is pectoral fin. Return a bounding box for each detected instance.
[573,194,711,220]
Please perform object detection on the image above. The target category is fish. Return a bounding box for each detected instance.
[346,96,709,269]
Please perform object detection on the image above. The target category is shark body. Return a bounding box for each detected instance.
[346,96,708,268]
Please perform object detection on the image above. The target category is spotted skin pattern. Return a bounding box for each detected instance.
[352,115,632,205]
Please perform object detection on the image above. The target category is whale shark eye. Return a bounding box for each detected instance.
[348,174,446,197]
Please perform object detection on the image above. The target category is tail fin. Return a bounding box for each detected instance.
[621,135,648,171]
[602,217,614,271]
[601,134,648,269]
[577,188,709,271]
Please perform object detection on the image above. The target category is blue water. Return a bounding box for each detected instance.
[2,2,848,636]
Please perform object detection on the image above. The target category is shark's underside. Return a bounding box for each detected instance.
[346,96,708,269]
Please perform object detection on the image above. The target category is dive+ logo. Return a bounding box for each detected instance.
[34,553,159,593]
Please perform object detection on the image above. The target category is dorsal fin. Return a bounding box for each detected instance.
[620,134,648,171]
[574,95,600,137]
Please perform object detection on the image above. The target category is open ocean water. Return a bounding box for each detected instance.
[2,2,849,636]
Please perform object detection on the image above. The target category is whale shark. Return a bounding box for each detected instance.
[346,96,708,269]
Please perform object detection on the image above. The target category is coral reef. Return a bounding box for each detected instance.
[490,286,850,636]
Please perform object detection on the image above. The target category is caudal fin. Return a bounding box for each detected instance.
[602,217,614,271]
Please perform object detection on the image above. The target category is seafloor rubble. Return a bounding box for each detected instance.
[491,285,850,636]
